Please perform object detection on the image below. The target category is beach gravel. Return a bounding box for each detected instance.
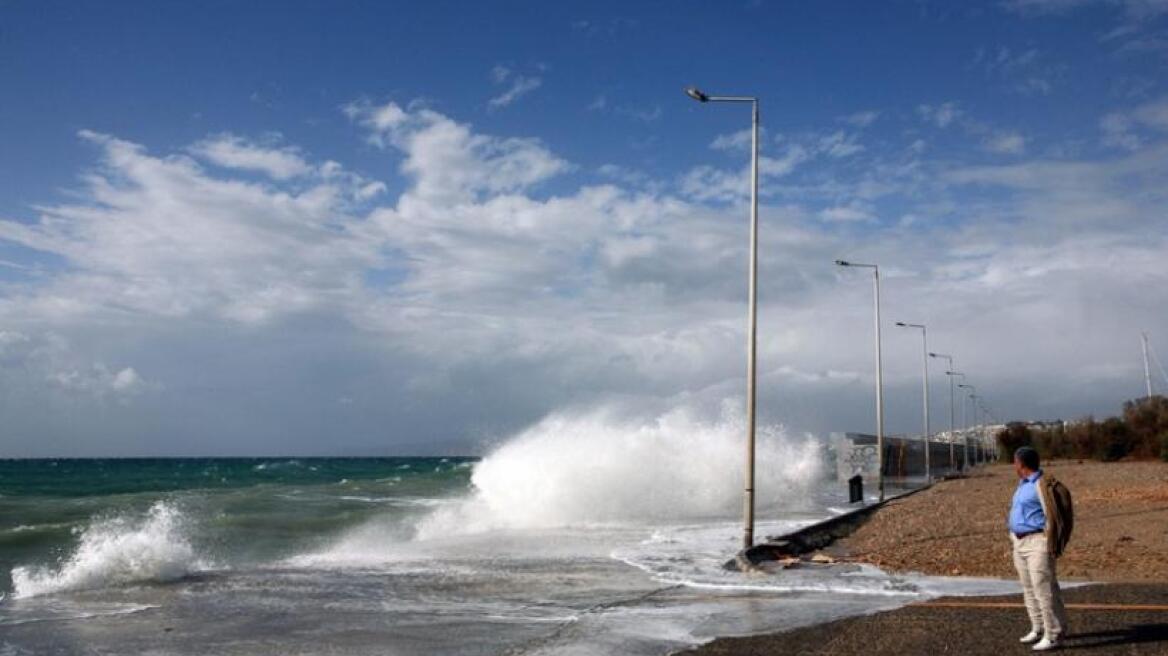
[685,460,1168,655]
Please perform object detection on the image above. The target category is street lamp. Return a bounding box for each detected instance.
[896,322,930,482]
[958,382,976,468]
[686,86,760,549]
[835,259,885,501]
[929,352,956,471]
[968,393,982,464]
[946,369,966,469]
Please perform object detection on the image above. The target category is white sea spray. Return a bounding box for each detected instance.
[11,501,207,598]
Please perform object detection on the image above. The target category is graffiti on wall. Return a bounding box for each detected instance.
[843,443,879,478]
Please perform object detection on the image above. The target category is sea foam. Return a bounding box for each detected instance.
[11,501,206,598]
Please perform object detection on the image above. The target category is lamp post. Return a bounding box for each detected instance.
[959,382,976,468]
[930,352,955,471]
[896,322,930,482]
[946,369,966,469]
[970,390,980,464]
[685,86,760,549]
[835,260,885,501]
[966,392,979,463]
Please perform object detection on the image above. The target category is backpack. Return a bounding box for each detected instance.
[1041,475,1074,557]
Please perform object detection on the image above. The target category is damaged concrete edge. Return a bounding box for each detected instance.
[727,484,935,572]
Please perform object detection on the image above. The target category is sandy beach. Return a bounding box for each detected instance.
[686,460,1168,655]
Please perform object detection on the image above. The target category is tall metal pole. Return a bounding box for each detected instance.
[873,269,885,501]
[949,370,955,469]
[1143,332,1154,399]
[969,394,980,464]
[743,98,759,549]
[684,87,760,549]
[959,382,974,468]
[948,370,966,469]
[922,328,929,479]
[931,353,955,472]
[899,323,930,481]
[836,259,883,501]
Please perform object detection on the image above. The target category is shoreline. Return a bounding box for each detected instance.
[686,460,1168,655]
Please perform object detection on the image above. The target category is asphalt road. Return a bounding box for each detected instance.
[681,584,1168,655]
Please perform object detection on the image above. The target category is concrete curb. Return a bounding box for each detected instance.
[729,483,936,571]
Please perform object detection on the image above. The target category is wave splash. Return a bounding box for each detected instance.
[413,403,824,539]
[11,502,207,598]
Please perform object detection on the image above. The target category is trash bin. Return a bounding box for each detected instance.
[848,475,863,504]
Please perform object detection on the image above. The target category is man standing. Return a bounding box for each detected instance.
[1009,446,1069,651]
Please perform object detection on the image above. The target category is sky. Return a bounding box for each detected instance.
[1,0,1167,456]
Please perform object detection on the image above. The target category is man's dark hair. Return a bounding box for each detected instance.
[1014,446,1040,471]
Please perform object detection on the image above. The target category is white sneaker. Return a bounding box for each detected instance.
[1032,637,1060,651]
[1019,630,1042,644]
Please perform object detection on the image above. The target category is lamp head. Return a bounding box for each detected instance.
[834,259,850,267]
[895,321,907,327]
[685,87,709,102]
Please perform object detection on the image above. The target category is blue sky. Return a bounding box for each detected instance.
[1,0,1167,455]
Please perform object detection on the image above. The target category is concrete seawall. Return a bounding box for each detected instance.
[731,484,933,570]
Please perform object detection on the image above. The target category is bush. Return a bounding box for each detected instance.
[996,423,1033,462]
[998,396,1168,463]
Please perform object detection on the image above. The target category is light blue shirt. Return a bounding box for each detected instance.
[1008,470,1046,535]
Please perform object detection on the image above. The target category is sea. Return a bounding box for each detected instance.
[0,411,1018,654]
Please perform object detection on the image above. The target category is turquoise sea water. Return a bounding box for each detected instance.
[0,457,475,596]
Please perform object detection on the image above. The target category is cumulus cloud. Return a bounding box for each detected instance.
[346,100,570,204]
[0,129,380,325]
[1,98,1167,455]
[0,331,150,401]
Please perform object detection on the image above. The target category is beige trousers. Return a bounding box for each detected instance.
[1011,532,1068,639]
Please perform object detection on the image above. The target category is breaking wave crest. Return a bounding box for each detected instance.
[413,403,824,539]
[11,502,207,598]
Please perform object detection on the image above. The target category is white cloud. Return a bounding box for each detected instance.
[346,100,570,204]
[488,66,542,110]
[0,331,150,401]
[189,134,312,180]
[982,131,1027,154]
[710,128,753,151]
[1099,95,1168,149]
[841,111,879,127]
[817,131,865,158]
[0,130,381,325]
[111,367,143,392]
[917,102,962,128]
[679,146,808,203]
[3,99,1168,455]
[818,203,874,222]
